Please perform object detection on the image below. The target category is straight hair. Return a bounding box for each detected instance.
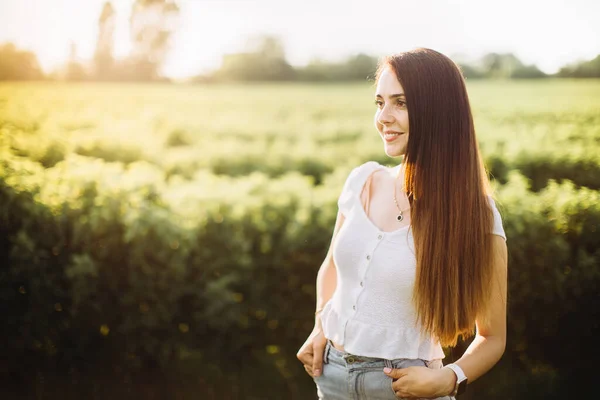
[376,48,495,347]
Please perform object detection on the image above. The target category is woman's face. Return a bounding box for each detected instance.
[374,66,409,158]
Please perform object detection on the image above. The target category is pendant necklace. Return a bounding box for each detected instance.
[392,166,410,222]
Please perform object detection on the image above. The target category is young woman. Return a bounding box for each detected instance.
[297,48,508,399]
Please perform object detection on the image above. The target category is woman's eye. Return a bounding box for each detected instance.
[374,100,384,109]
[397,100,407,108]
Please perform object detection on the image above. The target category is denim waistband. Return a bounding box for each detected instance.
[324,339,394,369]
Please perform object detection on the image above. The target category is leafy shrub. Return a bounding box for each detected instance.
[165,129,194,147]
[513,152,600,191]
[1,149,599,398]
[74,140,144,165]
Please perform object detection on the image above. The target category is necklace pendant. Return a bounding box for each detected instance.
[397,214,403,222]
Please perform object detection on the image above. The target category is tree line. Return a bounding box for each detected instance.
[193,37,600,82]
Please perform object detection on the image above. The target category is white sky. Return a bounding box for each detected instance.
[0,0,599,78]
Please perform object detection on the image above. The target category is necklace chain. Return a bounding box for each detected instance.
[393,166,410,222]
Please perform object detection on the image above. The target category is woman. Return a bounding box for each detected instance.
[296,48,508,400]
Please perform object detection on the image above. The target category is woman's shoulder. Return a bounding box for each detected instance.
[485,194,501,212]
[343,161,401,195]
[339,161,382,196]
[354,160,382,173]
[485,195,507,242]
[348,161,385,178]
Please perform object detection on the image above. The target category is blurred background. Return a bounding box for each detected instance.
[0,0,599,399]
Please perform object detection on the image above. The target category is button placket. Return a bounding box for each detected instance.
[353,235,383,315]
[341,228,395,350]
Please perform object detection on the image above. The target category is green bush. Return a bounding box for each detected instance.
[74,140,144,165]
[165,129,194,147]
[492,172,599,397]
[513,152,600,191]
[1,149,599,398]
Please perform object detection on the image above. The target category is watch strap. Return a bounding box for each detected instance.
[443,363,468,396]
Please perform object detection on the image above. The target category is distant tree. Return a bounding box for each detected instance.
[127,0,180,80]
[457,63,485,79]
[343,53,378,80]
[558,55,600,78]
[213,35,295,81]
[481,53,524,78]
[295,58,331,81]
[476,53,546,79]
[65,42,88,81]
[295,53,378,82]
[94,1,116,80]
[511,64,547,79]
[246,35,286,60]
[0,43,44,80]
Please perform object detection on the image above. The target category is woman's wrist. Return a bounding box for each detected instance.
[437,367,458,396]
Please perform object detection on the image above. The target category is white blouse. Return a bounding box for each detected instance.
[319,161,507,361]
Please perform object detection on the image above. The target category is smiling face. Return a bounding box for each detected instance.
[374,66,409,158]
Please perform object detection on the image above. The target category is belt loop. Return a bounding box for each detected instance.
[384,359,393,369]
[324,340,331,364]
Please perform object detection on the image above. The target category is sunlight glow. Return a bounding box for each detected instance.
[0,0,598,77]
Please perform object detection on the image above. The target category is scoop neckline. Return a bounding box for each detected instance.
[355,162,411,235]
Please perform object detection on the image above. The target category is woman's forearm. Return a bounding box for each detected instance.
[439,235,508,392]
[437,334,506,396]
[453,334,505,383]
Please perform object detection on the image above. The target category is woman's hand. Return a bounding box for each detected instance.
[296,324,327,378]
[384,365,456,398]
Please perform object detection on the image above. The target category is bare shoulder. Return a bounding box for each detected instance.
[363,164,389,191]
[373,164,400,185]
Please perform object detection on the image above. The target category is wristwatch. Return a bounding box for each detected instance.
[443,363,468,396]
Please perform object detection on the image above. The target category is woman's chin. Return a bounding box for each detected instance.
[384,145,405,158]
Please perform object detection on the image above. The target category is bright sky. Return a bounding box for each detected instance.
[0,0,599,78]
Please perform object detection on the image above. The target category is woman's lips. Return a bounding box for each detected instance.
[383,131,404,142]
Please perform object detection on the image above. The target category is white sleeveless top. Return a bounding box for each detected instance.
[319,161,507,361]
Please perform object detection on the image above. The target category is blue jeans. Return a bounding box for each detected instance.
[313,340,455,400]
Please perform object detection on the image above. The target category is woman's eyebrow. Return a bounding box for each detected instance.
[376,93,405,99]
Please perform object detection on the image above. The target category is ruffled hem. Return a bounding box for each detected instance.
[320,301,344,345]
[320,303,445,361]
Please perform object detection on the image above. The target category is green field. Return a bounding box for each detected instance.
[1,80,600,399]
[2,80,600,190]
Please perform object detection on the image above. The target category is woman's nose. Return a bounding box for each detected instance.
[377,107,394,125]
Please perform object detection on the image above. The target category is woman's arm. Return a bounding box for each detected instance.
[314,210,344,324]
[439,234,509,394]
[297,210,344,377]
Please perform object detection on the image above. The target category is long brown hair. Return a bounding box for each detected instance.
[377,48,495,347]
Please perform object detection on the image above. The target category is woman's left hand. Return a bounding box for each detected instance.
[384,365,455,398]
